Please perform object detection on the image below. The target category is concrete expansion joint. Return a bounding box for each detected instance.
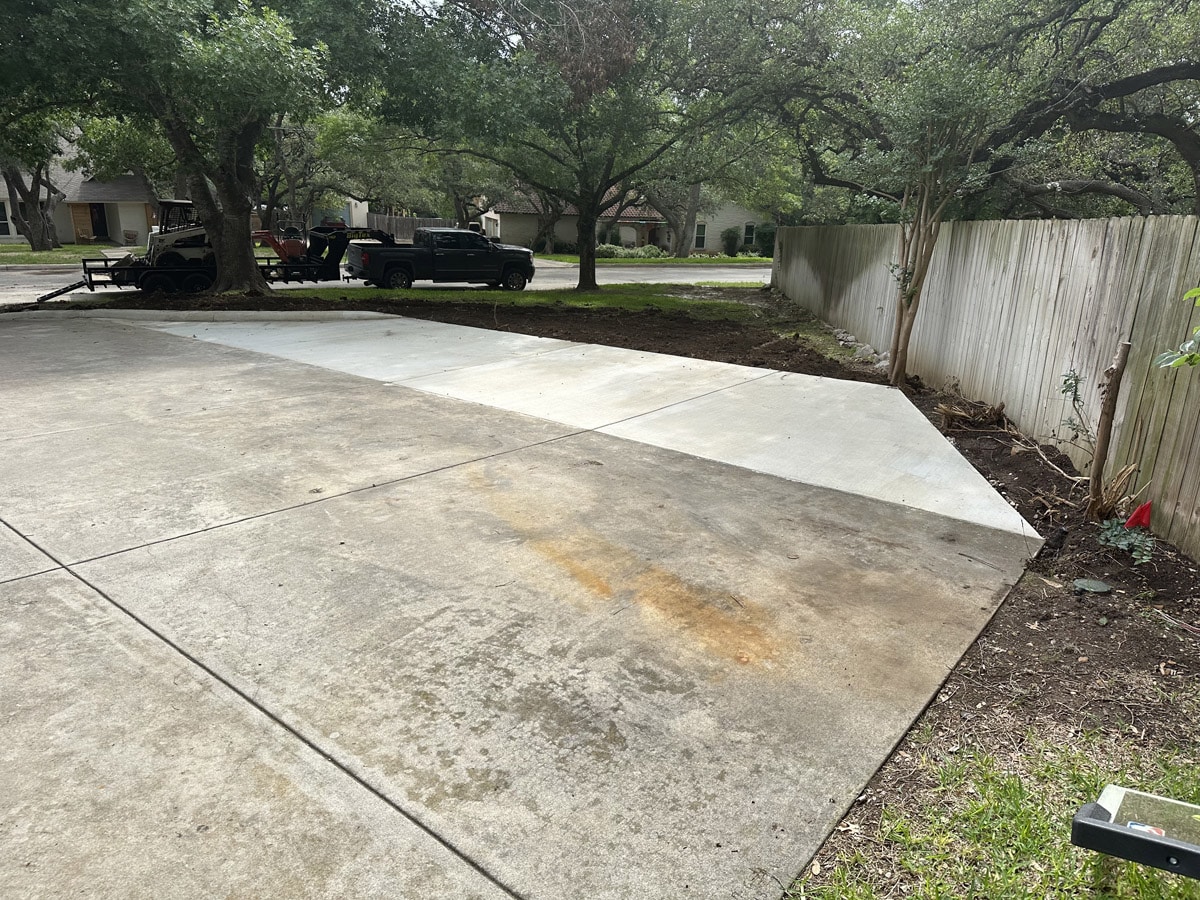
[7,508,528,900]
[18,525,531,900]
[575,369,779,434]
[0,516,65,584]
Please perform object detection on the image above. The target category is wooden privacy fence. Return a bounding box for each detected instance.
[773,216,1200,556]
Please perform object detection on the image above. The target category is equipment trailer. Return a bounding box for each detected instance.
[36,199,362,302]
[78,227,353,295]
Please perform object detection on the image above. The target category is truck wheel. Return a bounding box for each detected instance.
[182,272,214,293]
[140,272,176,293]
[384,267,413,290]
[502,269,527,291]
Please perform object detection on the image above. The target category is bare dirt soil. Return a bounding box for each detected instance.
[21,286,1199,867]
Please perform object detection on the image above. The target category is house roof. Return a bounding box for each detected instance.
[491,189,666,223]
[48,161,158,205]
[70,173,157,204]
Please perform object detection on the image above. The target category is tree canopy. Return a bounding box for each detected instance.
[0,0,1195,294]
[376,0,771,288]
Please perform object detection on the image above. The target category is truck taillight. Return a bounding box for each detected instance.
[361,251,370,266]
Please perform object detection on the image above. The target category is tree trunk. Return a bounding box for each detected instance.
[3,164,62,250]
[576,200,600,291]
[1087,341,1133,518]
[675,182,702,257]
[531,191,564,252]
[888,185,947,387]
[163,115,271,294]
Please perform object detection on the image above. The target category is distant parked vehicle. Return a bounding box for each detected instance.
[344,227,535,290]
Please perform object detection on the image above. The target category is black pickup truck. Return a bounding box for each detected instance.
[344,227,536,290]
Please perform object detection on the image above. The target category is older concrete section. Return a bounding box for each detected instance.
[0,318,571,561]
[1,314,1036,898]
[0,524,56,582]
[0,572,514,899]
[72,436,1028,899]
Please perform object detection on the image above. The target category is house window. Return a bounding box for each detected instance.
[0,202,9,236]
[694,223,706,249]
[744,223,755,246]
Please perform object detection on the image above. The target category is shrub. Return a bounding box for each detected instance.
[552,240,577,254]
[595,243,668,259]
[720,226,741,257]
[754,224,777,258]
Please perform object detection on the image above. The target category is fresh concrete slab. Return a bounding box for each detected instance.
[0,523,56,582]
[152,317,574,382]
[401,341,774,429]
[601,372,1037,538]
[0,571,514,899]
[74,432,1029,899]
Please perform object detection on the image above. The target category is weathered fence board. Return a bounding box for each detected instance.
[774,216,1200,557]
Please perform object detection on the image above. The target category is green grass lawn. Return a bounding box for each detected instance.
[0,242,125,265]
[537,253,773,265]
[790,725,1200,900]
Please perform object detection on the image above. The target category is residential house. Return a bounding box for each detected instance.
[481,192,769,254]
[0,163,157,246]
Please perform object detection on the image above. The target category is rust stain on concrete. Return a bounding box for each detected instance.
[530,536,615,599]
[471,470,785,666]
[630,565,780,665]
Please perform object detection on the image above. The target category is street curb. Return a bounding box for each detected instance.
[1,264,80,273]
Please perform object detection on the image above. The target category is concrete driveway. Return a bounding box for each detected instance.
[0,311,1039,899]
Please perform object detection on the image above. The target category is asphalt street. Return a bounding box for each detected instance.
[0,258,772,306]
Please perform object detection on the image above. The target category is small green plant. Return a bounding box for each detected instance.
[1057,369,1095,452]
[1097,517,1155,564]
[754,224,777,258]
[792,731,1200,899]
[1155,287,1200,368]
